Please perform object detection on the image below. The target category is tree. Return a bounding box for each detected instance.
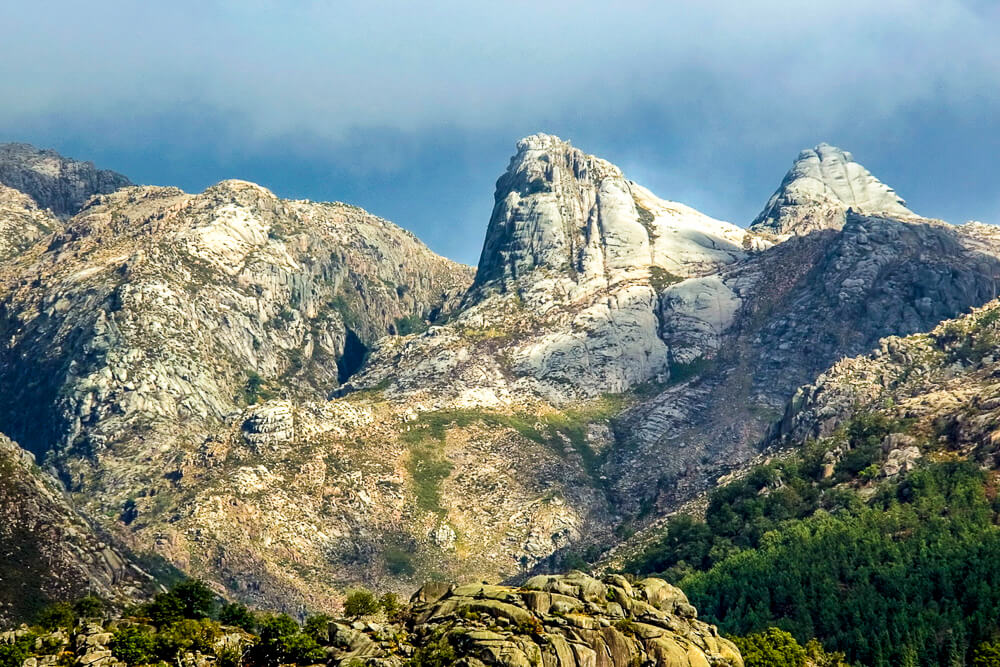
[143,579,216,626]
[973,641,1000,667]
[172,579,216,619]
[729,628,807,667]
[220,602,257,633]
[253,614,324,667]
[74,595,105,618]
[144,590,185,626]
[343,589,379,618]
[303,613,332,642]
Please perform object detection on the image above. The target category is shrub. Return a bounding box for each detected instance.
[220,603,257,633]
[409,636,457,667]
[154,619,221,661]
[378,593,401,618]
[648,266,682,291]
[111,625,157,666]
[395,314,428,336]
[74,595,105,618]
[242,372,274,404]
[384,546,415,576]
[303,613,332,643]
[253,614,324,666]
[0,632,38,667]
[343,589,379,619]
[613,619,639,637]
[36,601,76,630]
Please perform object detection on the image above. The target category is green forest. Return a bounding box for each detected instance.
[626,413,1000,666]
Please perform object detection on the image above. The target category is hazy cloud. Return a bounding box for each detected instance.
[2,1,998,262]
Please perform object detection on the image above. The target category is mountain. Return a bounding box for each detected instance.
[750,143,915,238]
[614,297,1000,665]
[0,173,473,612]
[0,143,132,217]
[1,136,999,625]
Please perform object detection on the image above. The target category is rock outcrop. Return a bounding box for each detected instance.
[0,180,472,462]
[331,572,742,666]
[0,143,132,217]
[768,298,1000,451]
[750,143,915,238]
[1,573,742,667]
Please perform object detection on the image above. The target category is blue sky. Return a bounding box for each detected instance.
[2,1,998,265]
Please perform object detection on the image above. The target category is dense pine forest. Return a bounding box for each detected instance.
[626,412,1000,666]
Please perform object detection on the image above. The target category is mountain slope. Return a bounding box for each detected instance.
[0,433,152,626]
[2,134,999,619]
[604,211,1000,518]
[616,297,1000,665]
[0,183,60,261]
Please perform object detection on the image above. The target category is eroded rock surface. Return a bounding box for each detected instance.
[0,143,132,217]
[750,143,915,238]
[332,572,742,667]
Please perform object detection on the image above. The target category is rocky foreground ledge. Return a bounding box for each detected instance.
[1,573,741,667]
[339,571,743,666]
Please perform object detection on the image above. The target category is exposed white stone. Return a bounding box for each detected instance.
[751,143,916,237]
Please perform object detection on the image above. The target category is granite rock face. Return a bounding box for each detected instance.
[472,133,762,299]
[0,177,475,611]
[0,180,471,462]
[0,143,132,217]
[604,211,1000,513]
[750,143,915,238]
[769,298,1000,448]
[329,572,741,667]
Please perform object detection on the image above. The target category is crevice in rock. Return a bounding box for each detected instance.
[336,328,368,384]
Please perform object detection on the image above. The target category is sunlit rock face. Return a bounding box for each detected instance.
[750,142,915,238]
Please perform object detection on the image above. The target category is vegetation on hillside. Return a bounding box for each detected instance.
[624,408,1000,666]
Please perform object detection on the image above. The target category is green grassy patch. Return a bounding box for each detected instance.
[668,356,714,384]
[400,396,627,485]
[407,443,454,515]
[648,266,683,292]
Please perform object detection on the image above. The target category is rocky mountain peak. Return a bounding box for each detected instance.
[471,134,622,291]
[470,134,758,303]
[750,142,914,238]
[0,143,132,217]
